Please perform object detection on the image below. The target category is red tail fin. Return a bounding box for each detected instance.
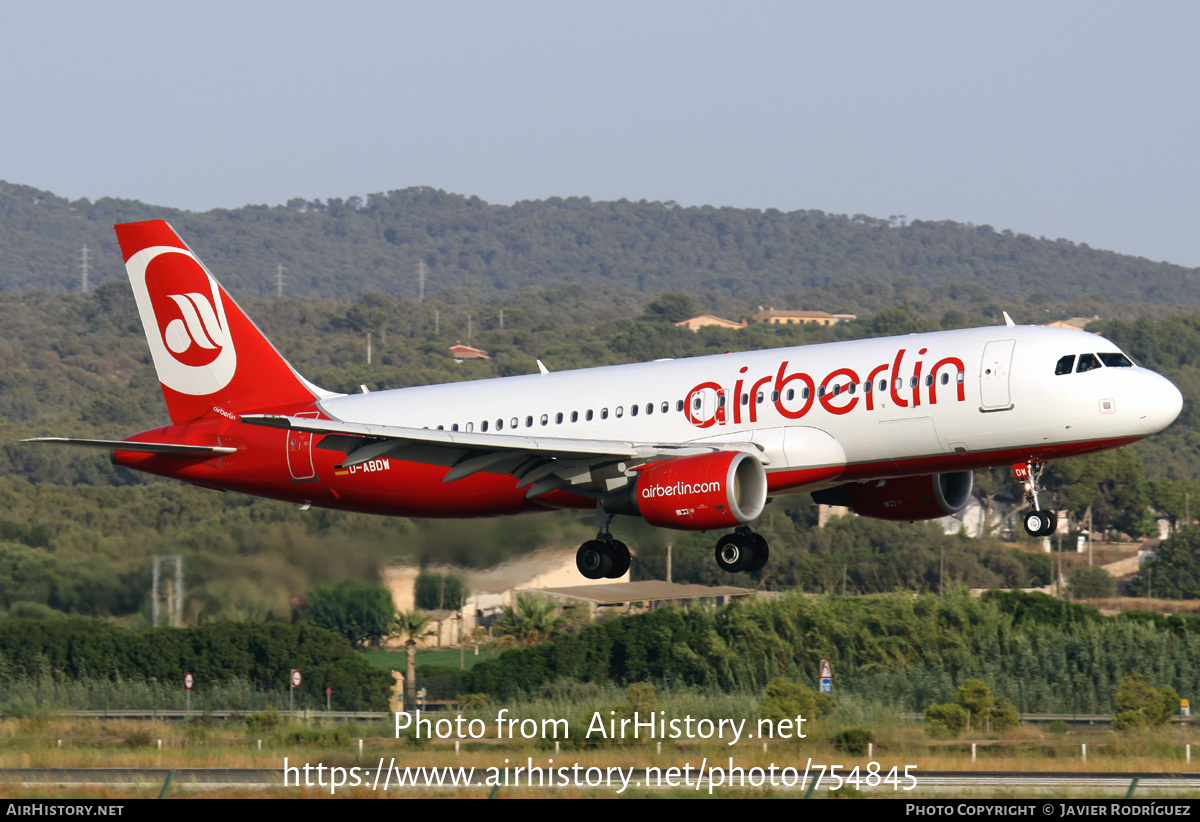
[116,220,323,423]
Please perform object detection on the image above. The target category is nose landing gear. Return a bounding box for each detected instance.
[1016,461,1058,537]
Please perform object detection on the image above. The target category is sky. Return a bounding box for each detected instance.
[3,2,1199,266]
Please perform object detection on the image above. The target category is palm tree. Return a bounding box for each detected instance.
[496,595,564,646]
[395,610,435,708]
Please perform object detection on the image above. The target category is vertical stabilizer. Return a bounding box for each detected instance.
[115,220,324,423]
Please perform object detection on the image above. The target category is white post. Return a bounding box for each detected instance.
[157,739,162,750]
[1188,744,1192,764]
[358,738,364,756]
[971,743,976,762]
[455,740,460,755]
[258,739,262,750]
[1082,743,1087,762]
[868,742,874,758]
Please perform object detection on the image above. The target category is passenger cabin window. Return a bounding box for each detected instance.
[647,403,654,414]
[601,408,609,420]
[1076,353,1102,373]
[586,409,594,421]
[540,414,549,425]
[481,420,488,432]
[571,411,579,422]
[555,412,563,424]
[465,422,474,433]
[525,416,534,428]
[1099,352,1134,368]
[630,404,639,416]
[661,401,669,413]
[511,417,518,429]
[676,400,684,412]
[615,406,624,418]
[451,424,459,432]
[1055,355,1076,375]
[496,419,503,430]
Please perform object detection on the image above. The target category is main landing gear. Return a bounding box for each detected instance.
[576,507,632,580]
[576,535,631,580]
[1017,461,1058,538]
[714,526,770,573]
[575,509,771,580]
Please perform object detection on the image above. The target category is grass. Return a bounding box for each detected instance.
[1,688,1198,799]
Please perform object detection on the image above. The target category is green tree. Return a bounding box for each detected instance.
[306,579,396,648]
[956,679,993,731]
[1068,566,1117,600]
[413,571,468,611]
[642,292,695,323]
[1113,672,1180,730]
[1129,527,1200,599]
[496,595,563,646]
[395,610,435,708]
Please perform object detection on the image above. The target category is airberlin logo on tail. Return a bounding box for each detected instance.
[161,292,229,363]
[126,246,237,396]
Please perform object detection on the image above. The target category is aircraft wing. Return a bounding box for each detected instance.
[240,414,764,498]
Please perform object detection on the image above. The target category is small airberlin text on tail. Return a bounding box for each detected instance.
[114,221,327,422]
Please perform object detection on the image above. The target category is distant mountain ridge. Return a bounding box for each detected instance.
[0,180,1195,304]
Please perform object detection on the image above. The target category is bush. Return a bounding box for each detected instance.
[1047,720,1069,736]
[761,678,834,722]
[245,707,281,733]
[834,728,874,755]
[925,703,968,738]
[990,695,1020,732]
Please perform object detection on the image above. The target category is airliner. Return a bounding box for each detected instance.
[26,221,1184,580]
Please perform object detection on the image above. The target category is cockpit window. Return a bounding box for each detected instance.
[1098,352,1134,368]
[1055,355,1075,375]
[1076,353,1102,373]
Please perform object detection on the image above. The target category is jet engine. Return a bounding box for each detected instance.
[615,451,768,530]
[812,472,973,522]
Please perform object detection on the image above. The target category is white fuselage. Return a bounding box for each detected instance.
[318,324,1182,493]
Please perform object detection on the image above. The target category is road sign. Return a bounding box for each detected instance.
[184,672,194,691]
[291,669,302,688]
[820,658,832,679]
[325,687,332,698]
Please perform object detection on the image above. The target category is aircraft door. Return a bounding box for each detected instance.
[979,340,1015,411]
[287,411,319,481]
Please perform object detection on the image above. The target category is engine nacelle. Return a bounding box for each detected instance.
[629,451,768,530]
[814,471,973,522]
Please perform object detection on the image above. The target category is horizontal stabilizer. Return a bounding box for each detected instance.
[23,437,236,456]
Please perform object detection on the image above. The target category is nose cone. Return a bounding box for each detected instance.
[1138,372,1183,434]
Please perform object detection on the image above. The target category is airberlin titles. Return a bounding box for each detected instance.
[684,346,967,429]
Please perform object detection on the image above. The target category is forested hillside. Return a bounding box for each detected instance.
[1,180,1197,304]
